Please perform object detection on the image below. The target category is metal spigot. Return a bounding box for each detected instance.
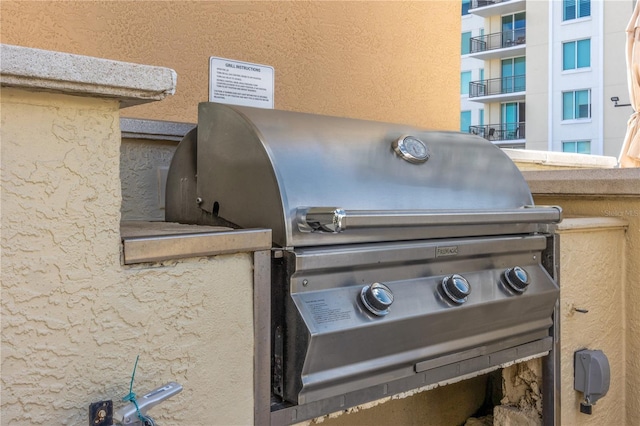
[113,382,182,426]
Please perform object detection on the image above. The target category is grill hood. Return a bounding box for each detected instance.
[166,103,560,247]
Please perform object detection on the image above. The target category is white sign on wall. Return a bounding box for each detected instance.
[209,57,274,109]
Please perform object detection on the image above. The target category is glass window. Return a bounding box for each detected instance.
[577,39,590,67]
[563,42,575,70]
[579,0,591,18]
[562,90,591,120]
[479,109,485,126]
[576,90,590,117]
[502,12,526,47]
[563,0,575,20]
[462,0,471,16]
[501,102,523,138]
[461,71,472,95]
[501,57,526,93]
[564,0,590,21]
[479,68,484,81]
[563,92,573,119]
[462,32,471,55]
[563,141,591,154]
[461,111,471,132]
[563,39,590,70]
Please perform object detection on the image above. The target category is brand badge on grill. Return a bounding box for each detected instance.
[436,246,459,257]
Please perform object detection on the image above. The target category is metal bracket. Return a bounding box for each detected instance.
[89,400,113,426]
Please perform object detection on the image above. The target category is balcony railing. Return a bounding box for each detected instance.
[470,28,526,53]
[469,75,526,98]
[468,122,525,141]
[470,0,515,9]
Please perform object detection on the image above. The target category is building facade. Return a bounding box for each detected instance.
[461,0,631,157]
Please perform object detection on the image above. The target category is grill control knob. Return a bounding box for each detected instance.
[360,282,394,316]
[503,266,530,293]
[440,274,471,305]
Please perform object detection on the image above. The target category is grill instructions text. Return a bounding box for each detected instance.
[209,57,274,109]
[295,295,354,330]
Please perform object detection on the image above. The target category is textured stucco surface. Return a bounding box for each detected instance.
[499,359,543,424]
[495,218,629,425]
[535,196,640,426]
[0,1,460,130]
[1,88,255,425]
[120,138,177,221]
[557,223,627,426]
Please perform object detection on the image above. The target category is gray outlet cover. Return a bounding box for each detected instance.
[574,349,610,406]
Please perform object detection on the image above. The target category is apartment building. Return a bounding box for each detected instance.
[461,0,631,157]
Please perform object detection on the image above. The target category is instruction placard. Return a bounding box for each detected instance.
[209,57,274,109]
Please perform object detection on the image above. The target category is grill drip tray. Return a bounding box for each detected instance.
[271,337,552,425]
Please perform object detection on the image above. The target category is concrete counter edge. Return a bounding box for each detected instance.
[523,168,640,196]
[0,43,177,108]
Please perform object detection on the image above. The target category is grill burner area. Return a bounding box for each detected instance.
[165,103,561,424]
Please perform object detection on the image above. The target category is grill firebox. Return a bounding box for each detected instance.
[166,103,561,424]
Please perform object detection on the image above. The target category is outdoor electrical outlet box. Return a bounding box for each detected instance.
[574,349,610,414]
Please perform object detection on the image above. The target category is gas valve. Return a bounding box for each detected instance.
[113,382,182,426]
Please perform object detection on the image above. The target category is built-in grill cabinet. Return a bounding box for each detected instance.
[166,103,561,424]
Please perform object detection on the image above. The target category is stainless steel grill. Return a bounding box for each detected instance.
[166,103,561,424]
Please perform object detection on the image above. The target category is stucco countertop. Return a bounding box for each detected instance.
[0,43,176,108]
[522,168,640,196]
[121,221,271,264]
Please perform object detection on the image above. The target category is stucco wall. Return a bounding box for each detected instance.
[1,88,255,425]
[533,195,640,425]
[0,1,460,130]
[557,220,627,425]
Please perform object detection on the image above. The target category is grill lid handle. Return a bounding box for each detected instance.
[297,207,347,233]
[296,206,562,233]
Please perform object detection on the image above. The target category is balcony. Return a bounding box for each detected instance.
[468,75,525,103]
[468,122,525,147]
[469,28,525,60]
[469,0,526,18]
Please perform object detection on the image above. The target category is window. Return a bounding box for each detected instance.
[461,71,471,95]
[502,57,526,93]
[461,111,471,133]
[479,109,485,126]
[563,39,590,70]
[479,68,484,81]
[502,12,526,47]
[462,32,471,55]
[563,140,591,154]
[564,0,590,21]
[501,102,525,139]
[462,0,471,16]
[563,90,591,120]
